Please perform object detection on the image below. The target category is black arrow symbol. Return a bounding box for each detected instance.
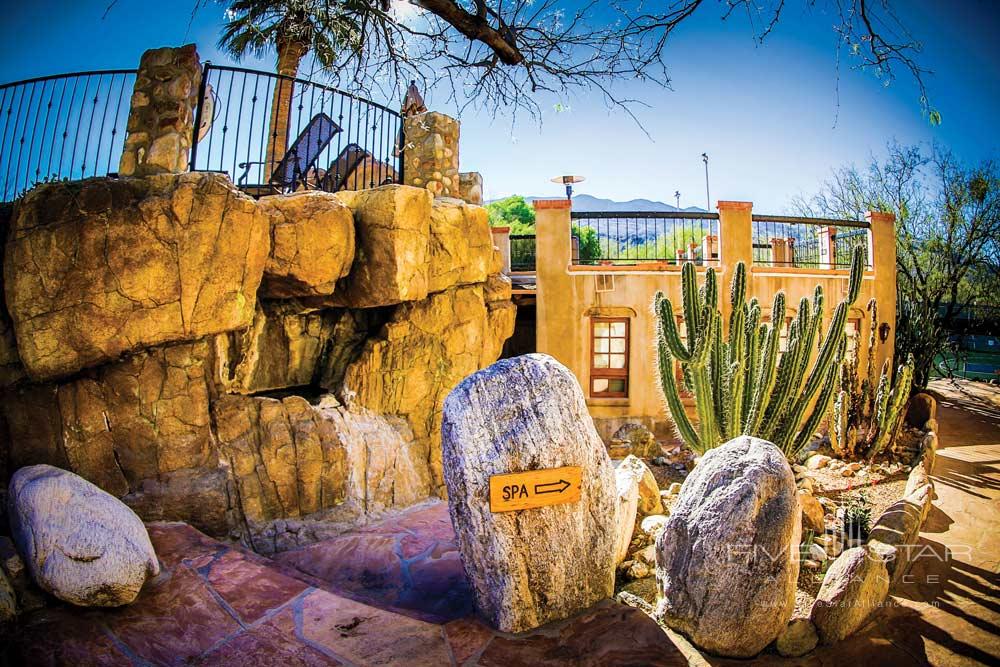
[535,479,571,495]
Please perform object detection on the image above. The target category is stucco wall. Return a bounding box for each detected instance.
[534,199,896,443]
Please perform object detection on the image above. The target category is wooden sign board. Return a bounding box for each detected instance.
[489,466,582,513]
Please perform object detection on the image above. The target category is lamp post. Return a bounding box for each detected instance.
[674,190,681,208]
[701,153,710,212]
[551,174,586,200]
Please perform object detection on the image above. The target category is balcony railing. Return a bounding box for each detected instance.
[0,69,136,201]
[751,215,871,269]
[190,64,403,195]
[569,211,720,265]
[510,234,536,271]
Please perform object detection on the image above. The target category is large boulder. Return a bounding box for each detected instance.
[8,465,160,607]
[655,436,801,658]
[258,191,355,298]
[441,354,617,633]
[333,185,432,307]
[810,547,890,643]
[427,197,493,293]
[4,173,269,380]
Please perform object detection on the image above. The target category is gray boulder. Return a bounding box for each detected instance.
[810,547,889,643]
[8,465,160,607]
[442,354,617,633]
[655,436,801,658]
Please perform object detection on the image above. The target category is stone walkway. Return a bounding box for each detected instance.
[10,506,686,666]
[9,378,998,665]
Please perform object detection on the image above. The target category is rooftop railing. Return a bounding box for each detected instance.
[569,211,720,265]
[0,70,136,201]
[751,215,871,269]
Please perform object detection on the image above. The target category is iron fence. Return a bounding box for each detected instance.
[0,69,136,202]
[510,234,536,271]
[190,64,403,195]
[751,215,871,269]
[569,211,719,265]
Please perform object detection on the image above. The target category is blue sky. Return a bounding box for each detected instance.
[1,0,997,211]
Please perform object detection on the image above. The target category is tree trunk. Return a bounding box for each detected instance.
[265,39,307,184]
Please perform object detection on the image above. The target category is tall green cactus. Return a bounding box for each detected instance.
[830,296,916,460]
[654,246,866,459]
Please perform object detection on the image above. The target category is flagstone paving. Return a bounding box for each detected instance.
[7,378,997,665]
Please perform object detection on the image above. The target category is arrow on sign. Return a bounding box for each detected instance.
[534,479,571,495]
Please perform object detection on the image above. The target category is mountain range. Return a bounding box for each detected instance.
[509,194,707,213]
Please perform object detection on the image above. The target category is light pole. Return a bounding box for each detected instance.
[701,153,710,212]
[674,190,681,208]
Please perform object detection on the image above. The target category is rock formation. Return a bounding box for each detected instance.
[8,465,160,607]
[441,354,617,633]
[655,436,801,658]
[0,175,514,551]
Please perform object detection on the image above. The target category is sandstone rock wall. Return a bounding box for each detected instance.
[4,173,268,380]
[0,176,514,550]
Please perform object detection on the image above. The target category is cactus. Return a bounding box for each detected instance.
[829,296,916,460]
[654,246,866,459]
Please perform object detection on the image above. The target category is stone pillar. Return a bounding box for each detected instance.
[867,211,896,376]
[717,201,754,327]
[769,237,790,266]
[675,248,686,264]
[534,199,575,370]
[491,226,511,274]
[458,172,483,205]
[119,44,202,177]
[817,226,837,270]
[687,242,698,262]
[402,111,459,197]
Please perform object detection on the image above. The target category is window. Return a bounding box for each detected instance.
[591,318,629,397]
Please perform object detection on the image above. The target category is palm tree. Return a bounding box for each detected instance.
[218,0,362,178]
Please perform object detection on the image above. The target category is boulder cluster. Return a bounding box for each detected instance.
[0,174,514,551]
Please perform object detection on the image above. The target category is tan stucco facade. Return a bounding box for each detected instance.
[533,199,896,442]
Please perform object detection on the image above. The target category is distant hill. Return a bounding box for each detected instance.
[500,194,707,214]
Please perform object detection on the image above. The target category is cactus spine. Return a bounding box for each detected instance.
[654,246,866,458]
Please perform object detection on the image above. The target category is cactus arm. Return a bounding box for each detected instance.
[789,352,841,458]
[863,298,878,419]
[681,262,701,356]
[867,359,892,449]
[869,355,915,458]
[655,308,702,451]
[654,292,693,362]
[711,316,729,438]
[744,293,784,435]
[846,246,865,305]
[741,301,762,430]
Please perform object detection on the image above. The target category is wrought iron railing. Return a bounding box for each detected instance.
[0,69,136,201]
[751,215,871,269]
[569,211,719,265]
[510,234,536,271]
[190,64,403,195]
